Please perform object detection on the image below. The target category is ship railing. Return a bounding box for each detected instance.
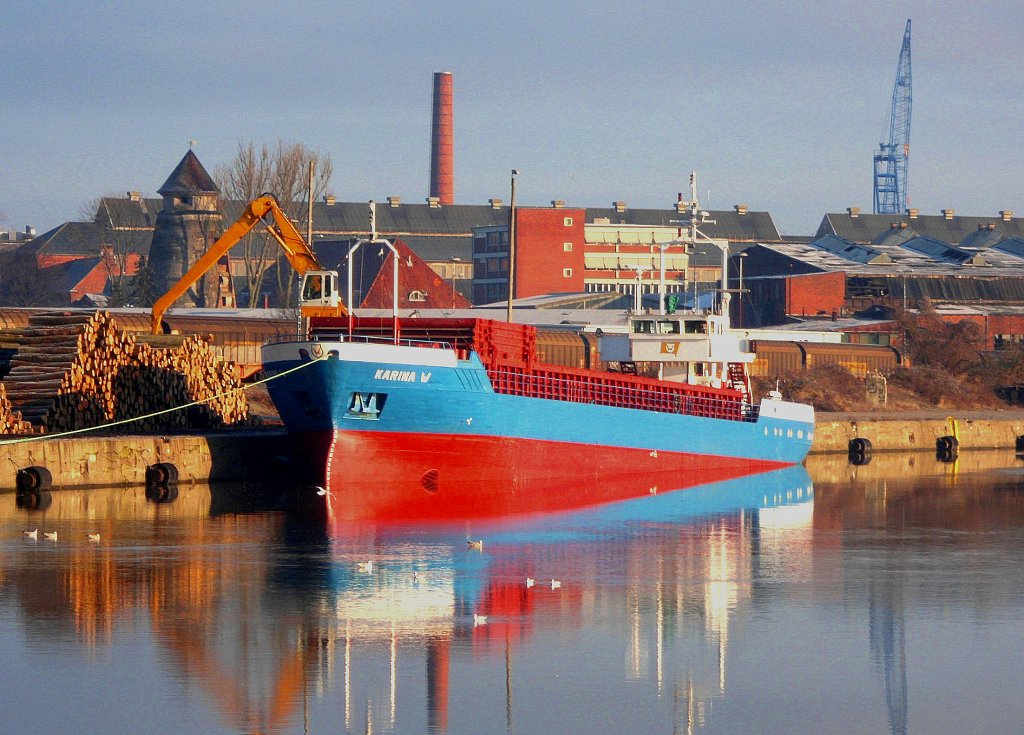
[487,367,759,423]
[297,333,454,350]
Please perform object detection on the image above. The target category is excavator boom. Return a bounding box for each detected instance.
[150,194,346,333]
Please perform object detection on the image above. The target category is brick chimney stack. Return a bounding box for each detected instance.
[430,72,454,206]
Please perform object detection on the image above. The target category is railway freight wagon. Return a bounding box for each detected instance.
[535,330,604,371]
[750,341,903,378]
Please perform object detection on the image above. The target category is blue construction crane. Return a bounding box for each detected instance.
[873,20,912,215]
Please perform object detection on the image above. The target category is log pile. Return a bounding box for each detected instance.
[0,382,37,435]
[0,311,252,434]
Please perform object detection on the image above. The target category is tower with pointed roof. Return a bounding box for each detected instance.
[148,150,224,308]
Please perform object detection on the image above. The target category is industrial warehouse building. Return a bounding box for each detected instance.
[734,212,1024,348]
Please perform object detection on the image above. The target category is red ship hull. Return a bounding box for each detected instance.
[307,429,788,522]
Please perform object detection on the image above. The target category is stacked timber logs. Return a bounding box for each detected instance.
[0,382,36,435]
[0,311,252,434]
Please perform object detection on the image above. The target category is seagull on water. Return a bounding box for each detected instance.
[357,560,374,573]
[23,529,38,540]
[87,533,101,542]
[550,579,562,589]
[43,531,57,542]
[473,613,487,626]
[467,539,483,550]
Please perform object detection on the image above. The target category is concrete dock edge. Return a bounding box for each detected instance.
[811,412,1024,454]
[0,431,291,491]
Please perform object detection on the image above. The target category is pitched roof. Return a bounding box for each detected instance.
[363,239,472,310]
[585,206,781,242]
[157,150,219,197]
[21,222,152,259]
[257,237,469,310]
[818,211,1024,244]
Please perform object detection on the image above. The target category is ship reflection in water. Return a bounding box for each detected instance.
[3,453,1024,734]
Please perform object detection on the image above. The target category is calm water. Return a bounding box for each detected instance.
[3,452,1024,735]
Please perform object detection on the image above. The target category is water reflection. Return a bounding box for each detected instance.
[2,453,1024,734]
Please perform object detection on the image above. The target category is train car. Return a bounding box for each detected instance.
[801,342,902,377]
[750,340,903,378]
[749,341,805,377]
[534,330,606,371]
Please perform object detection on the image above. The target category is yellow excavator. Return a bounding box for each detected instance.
[150,194,347,334]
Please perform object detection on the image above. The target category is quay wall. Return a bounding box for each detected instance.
[810,412,1024,454]
[0,431,289,491]
[4,413,1024,491]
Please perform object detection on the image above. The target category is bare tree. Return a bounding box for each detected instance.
[214,141,333,307]
[895,300,985,376]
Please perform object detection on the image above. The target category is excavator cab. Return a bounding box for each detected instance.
[299,270,342,317]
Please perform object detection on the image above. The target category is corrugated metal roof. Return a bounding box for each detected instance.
[752,237,1024,278]
[991,237,1024,259]
[812,235,892,264]
[959,227,1005,250]
[899,236,982,265]
[871,225,916,247]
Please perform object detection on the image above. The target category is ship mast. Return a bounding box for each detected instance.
[666,172,726,318]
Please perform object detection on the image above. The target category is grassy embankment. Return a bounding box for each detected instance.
[754,303,1024,413]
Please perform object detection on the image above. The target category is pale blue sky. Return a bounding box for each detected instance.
[2,0,1021,236]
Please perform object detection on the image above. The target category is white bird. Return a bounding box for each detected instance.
[43,531,57,542]
[315,486,327,496]
[23,529,38,540]
[550,579,562,589]
[525,577,535,588]
[467,539,483,550]
[357,560,373,573]
[473,613,487,626]
[87,533,101,542]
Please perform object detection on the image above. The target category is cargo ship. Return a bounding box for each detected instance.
[262,307,814,521]
[260,188,813,521]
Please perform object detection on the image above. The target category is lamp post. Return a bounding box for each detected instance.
[738,251,747,327]
[632,265,649,313]
[449,256,462,308]
[506,169,519,323]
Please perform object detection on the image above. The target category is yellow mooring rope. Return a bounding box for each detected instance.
[0,354,328,446]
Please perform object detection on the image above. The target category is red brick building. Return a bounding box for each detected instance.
[472,201,780,306]
[472,207,585,303]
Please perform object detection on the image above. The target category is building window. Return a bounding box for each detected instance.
[563,242,573,252]
[563,217,573,226]
[563,268,573,278]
